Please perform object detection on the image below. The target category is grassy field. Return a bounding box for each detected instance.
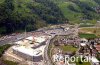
[76,61,91,65]
[75,58,91,65]
[58,2,82,24]
[2,60,18,65]
[79,33,97,39]
[69,56,91,65]
[79,28,100,37]
[51,0,100,24]
[0,44,11,57]
[0,44,18,65]
[59,45,78,52]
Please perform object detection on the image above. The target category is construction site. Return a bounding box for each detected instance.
[3,32,51,65]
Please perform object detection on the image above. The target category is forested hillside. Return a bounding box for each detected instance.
[0,0,100,35]
[51,0,100,23]
[0,0,66,35]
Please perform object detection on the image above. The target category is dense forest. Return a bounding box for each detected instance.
[0,0,66,35]
[0,0,100,35]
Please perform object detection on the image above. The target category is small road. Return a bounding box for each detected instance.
[43,35,55,65]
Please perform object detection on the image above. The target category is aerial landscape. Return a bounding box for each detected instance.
[0,0,100,65]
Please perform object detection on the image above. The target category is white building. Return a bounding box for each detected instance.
[89,56,99,65]
[12,35,51,62]
[80,38,88,46]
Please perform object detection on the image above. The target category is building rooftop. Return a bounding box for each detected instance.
[94,45,100,48]
[80,43,86,46]
[12,45,46,57]
[90,56,99,63]
[96,47,100,51]
[13,35,51,57]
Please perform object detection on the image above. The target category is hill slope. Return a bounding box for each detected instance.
[51,0,100,24]
[0,0,66,34]
[0,0,100,35]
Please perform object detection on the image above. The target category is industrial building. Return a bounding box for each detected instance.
[12,35,51,62]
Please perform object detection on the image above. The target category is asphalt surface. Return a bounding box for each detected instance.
[0,33,33,46]
[43,35,55,65]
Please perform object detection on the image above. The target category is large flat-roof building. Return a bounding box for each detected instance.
[12,45,45,62]
[12,35,51,62]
